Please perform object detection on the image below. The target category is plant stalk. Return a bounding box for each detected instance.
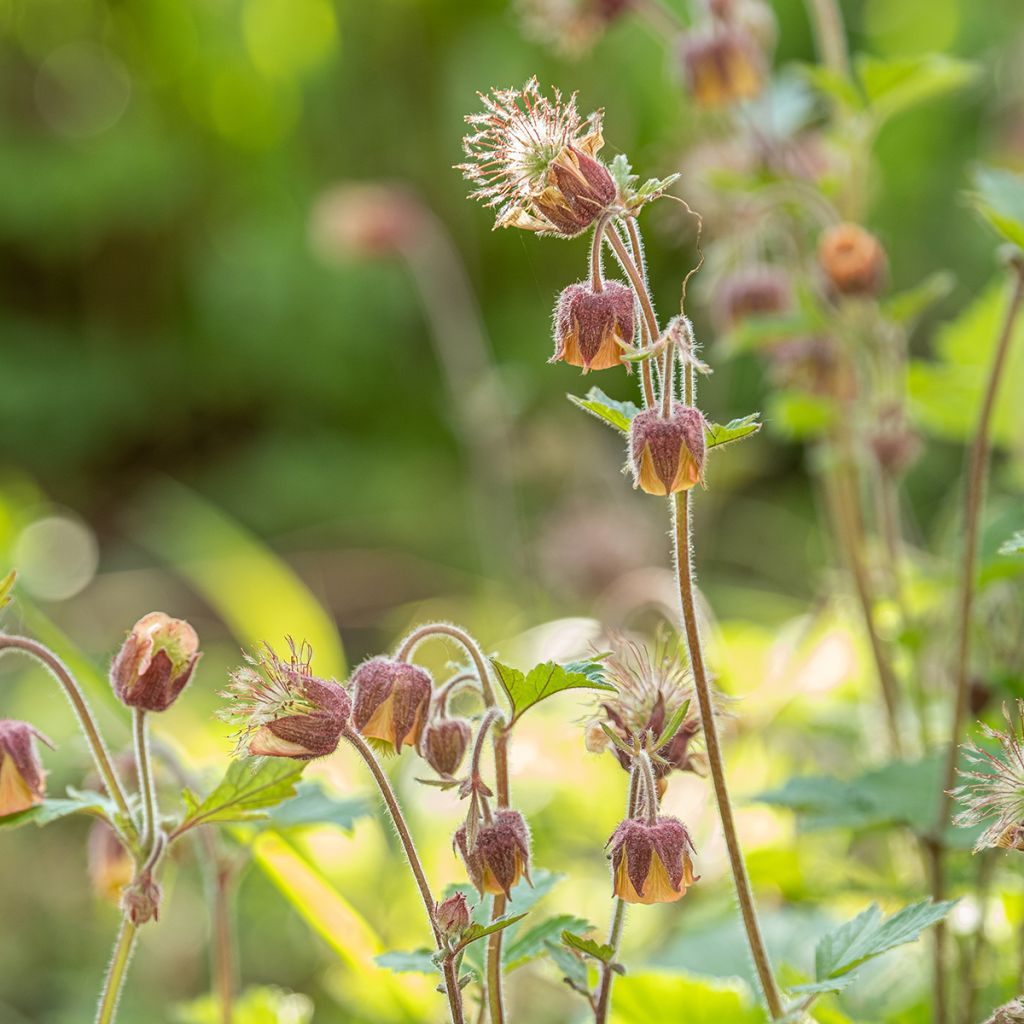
[94,919,138,1024]
[132,710,157,854]
[396,623,498,709]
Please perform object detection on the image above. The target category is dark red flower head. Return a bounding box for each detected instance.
[629,406,706,496]
[0,719,49,816]
[455,809,532,898]
[553,281,635,371]
[422,717,472,777]
[608,816,697,904]
[110,612,201,713]
[351,657,433,754]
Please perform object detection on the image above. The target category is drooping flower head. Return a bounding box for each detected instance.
[953,701,1024,852]
[0,719,50,816]
[455,809,533,898]
[608,815,697,904]
[552,280,635,371]
[629,405,707,496]
[586,632,705,780]
[421,716,473,778]
[110,612,201,713]
[350,656,433,754]
[220,639,350,760]
[459,77,617,237]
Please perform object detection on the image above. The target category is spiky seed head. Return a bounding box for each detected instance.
[454,809,533,898]
[422,717,472,777]
[629,406,706,496]
[110,612,201,713]
[608,816,697,904]
[818,222,887,296]
[351,657,433,754]
[552,280,635,371]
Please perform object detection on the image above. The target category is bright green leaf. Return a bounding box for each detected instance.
[175,986,314,1024]
[179,758,305,834]
[505,914,591,971]
[856,53,978,126]
[374,949,437,975]
[568,387,640,434]
[491,658,615,723]
[767,391,837,440]
[652,699,691,751]
[457,913,529,951]
[705,414,761,449]
[610,971,765,1024]
[970,166,1024,249]
[0,789,117,832]
[562,930,615,964]
[544,939,592,996]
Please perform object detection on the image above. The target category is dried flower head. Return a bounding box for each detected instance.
[589,633,705,779]
[455,809,533,898]
[517,0,631,56]
[351,657,433,754]
[110,612,201,713]
[422,717,473,778]
[435,891,472,940]
[88,820,134,903]
[608,816,697,904]
[680,28,764,109]
[629,406,707,496]
[0,719,50,816]
[220,639,350,760]
[985,998,1024,1024]
[953,701,1024,852]
[459,77,616,236]
[552,280,635,370]
[818,222,887,296]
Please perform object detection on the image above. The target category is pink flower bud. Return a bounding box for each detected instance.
[435,891,471,939]
[608,816,697,904]
[0,719,49,816]
[552,281,635,371]
[351,657,432,754]
[422,717,472,777]
[110,612,201,713]
[629,407,706,496]
[122,872,162,925]
[455,809,532,898]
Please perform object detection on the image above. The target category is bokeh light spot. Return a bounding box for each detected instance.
[34,42,132,139]
[13,514,99,601]
[243,0,338,79]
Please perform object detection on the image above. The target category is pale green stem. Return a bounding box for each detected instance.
[94,920,138,1024]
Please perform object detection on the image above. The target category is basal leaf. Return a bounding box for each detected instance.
[179,758,305,834]
[969,166,1024,248]
[491,658,616,723]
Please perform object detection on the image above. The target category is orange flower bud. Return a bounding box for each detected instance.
[0,719,48,816]
[681,29,763,109]
[422,717,472,777]
[553,281,635,371]
[110,612,200,713]
[629,407,706,496]
[818,222,887,296]
[351,657,432,754]
[608,816,697,904]
[455,810,532,898]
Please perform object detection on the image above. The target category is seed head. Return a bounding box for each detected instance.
[110,612,201,713]
[455,809,533,898]
[818,222,887,296]
[422,717,473,778]
[459,77,616,237]
[220,639,350,760]
[552,280,635,371]
[351,657,433,754]
[435,891,472,940]
[629,406,706,496]
[0,719,50,816]
[608,815,697,904]
[680,28,763,109]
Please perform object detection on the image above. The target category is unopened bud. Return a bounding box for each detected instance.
[122,872,162,925]
[608,816,697,904]
[681,28,763,109]
[629,407,706,496]
[422,717,472,777]
[552,281,635,371]
[351,657,432,754]
[111,612,200,713]
[534,145,617,237]
[455,809,533,898]
[88,821,134,903]
[0,719,49,816]
[435,891,471,939]
[818,222,887,297]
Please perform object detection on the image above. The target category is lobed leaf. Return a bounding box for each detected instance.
[179,758,305,834]
[705,414,761,449]
[970,166,1024,249]
[457,913,529,951]
[567,387,640,434]
[491,658,615,724]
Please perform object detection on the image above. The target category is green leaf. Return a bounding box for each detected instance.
[799,64,865,111]
[0,569,15,610]
[705,414,761,449]
[609,971,765,1024]
[786,976,856,997]
[505,914,591,971]
[457,913,529,951]
[0,789,117,832]
[180,758,305,833]
[544,939,592,996]
[265,781,370,833]
[652,699,691,751]
[373,949,437,975]
[608,154,636,194]
[814,899,957,981]
[856,53,978,126]
[1000,530,1024,555]
[882,271,955,325]
[767,391,837,440]
[970,166,1024,248]
[568,387,640,434]
[491,658,615,724]
[562,930,615,964]
[174,986,314,1024]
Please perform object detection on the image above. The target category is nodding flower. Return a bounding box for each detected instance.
[350,657,433,755]
[455,809,533,898]
[552,281,635,371]
[629,406,707,496]
[0,719,50,817]
[608,816,698,904]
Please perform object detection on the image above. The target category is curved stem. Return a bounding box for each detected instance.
[608,225,658,409]
[396,623,497,709]
[672,491,785,1018]
[933,261,1024,1024]
[590,216,609,293]
[95,919,138,1024]
[0,635,134,828]
[132,710,157,854]
[434,672,481,716]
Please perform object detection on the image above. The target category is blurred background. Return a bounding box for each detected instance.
[1,0,1024,1021]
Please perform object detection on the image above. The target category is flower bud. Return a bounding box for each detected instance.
[221,641,350,760]
[455,809,532,898]
[422,717,472,777]
[88,821,134,903]
[552,281,635,371]
[608,816,697,904]
[629,407,706,496]
[122,872,161,925]
[435,891,471,940]
[0,719,49,816]
[680,28,763,109]
[712,265,791,331]
[351,657,433,754]
[533,145,617,237]
[110,612,200,713]
[818,222,887,296]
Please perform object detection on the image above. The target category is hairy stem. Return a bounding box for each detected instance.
[624,217,657,408]
[94,919,138,1024]
[673,491,785,1018]
[211,859,236,1024]
[0,635,134,829]
[591,215,609,292]
[132,710,157,854]
[396,623,497,709]
[487,724,512,1024]
[444,957,467,1024]
[933,260,1024,1024]
[803,0,850,79]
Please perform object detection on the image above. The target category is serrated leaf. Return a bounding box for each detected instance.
[0,789,117,832]
[457,913,529,951]
[882,271,955,325]
[814,899,957,981]
[544,939,592,996]
[491,658,615,724]
[652,699,690,751]
[609,154,636,194]
[178,759,305,834]
[505,914,591,971]
[1000,530,1024,555]
[265,781,370,833]
[373,949,437,975]
[857,53,978,125]
[562,930,615,964]
[568,387,640,433]
[0,569,15,610]
[970,166,1024,249]
[705,415,761,449]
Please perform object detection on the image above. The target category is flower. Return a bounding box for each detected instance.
[954,701,1024,852]
[350,657,432,754]
[422,717,472,777]
[680,28,763,109]
[220,640,350,760]
[459,77,616,237]
[818,222,886,296]
[552,280,635,370]
[0,719,50,816]
[712,265,791,332]
[589,633,705,780]
[984,998,1024,1024]
[88,821,134,903]
[629,406,706,496]
[435,891,472,940]
[110,612,201,713]
[516,0,632,57]
[455,809,533,897]
[608,816,697,904]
